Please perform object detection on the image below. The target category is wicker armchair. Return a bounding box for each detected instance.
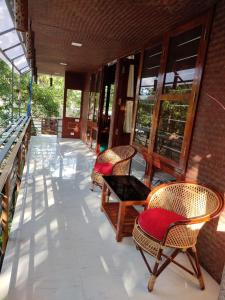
[91,145,136,189]
[132,182,224,292]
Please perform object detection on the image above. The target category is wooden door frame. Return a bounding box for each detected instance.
[62,87,84,138]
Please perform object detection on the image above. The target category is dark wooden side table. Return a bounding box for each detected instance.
[101,175,150,242]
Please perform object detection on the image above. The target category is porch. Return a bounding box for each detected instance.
[0,0,225,298]
[0,136,219,300]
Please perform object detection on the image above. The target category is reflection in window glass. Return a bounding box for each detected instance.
[103,85,108,115]
[88,92,95,120]
[163,26,202,93]
[103,84,114,116]
[131,153,146,182]
[155,100,189,162]
[140,45,162,96]
[134,45,162,147]
[134,97,155,147]
[108,84,114,116]
[91,129,97,150]
[66,89,82,118]
[86,126,91,145]
[93,92,99,121]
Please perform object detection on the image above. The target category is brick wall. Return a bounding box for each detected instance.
[186,0,225,282]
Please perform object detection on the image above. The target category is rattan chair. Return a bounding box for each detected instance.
[91,145,136,189]
[132,182,224,292]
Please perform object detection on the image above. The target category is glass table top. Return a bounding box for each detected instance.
[102,175,150,201]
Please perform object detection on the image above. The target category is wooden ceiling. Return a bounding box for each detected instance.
[28,0,217,76]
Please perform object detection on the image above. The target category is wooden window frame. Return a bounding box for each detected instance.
[86,70,102,150]
[132,10,213,184]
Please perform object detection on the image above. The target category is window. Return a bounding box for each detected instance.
[103,84,114,116]
[108,84,114,116]
[88,72,101,122]
[66,89,82,118]
[134,45,162,147]
[163,26,202,94]
[154,26,203,164]
[154,100,189,162]
[88,92,95,120]
[130,153,146,182]
[132,15,211,178]
[93,92,100,121]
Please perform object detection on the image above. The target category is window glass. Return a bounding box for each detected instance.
[103,84,114,116]
[134,45,162,147]
[154,100,189,162]
[66,89,82,118]
[93,92,99,121]
[130,153,146,182]
[163,26,202,93]
[86,126,91,145]
[91,129,97,150]
[88,92,95,120]
[108,84,114,116]
[103,85,108,115]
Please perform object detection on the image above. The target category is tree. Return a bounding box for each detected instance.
[0,58,64,121]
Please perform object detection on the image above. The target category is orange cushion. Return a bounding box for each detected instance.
[138,208,187,241]
[94,162,113,175]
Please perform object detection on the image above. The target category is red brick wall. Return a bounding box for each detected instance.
[186,0,225,282]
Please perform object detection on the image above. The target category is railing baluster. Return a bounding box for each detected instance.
[0,117,31,270]
[1,178,10,255]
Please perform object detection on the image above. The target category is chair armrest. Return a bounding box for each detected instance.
[161,215,212,245]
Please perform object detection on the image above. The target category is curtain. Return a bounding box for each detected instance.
[127,65,134,98]
[123,100,133,133]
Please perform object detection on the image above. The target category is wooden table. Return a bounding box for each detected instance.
[101,175,150,242]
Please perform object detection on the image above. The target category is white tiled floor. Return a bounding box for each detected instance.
[0,136,219,300]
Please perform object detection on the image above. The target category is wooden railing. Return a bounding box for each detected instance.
[0,116,31,270]
[32,118,62,136]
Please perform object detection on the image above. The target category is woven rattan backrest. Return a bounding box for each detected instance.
[148,183,221,218]
[112,145,136,160]
[99,145,136,164]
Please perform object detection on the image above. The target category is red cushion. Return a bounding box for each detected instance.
[138,208,187,241]
[94,162,113,175]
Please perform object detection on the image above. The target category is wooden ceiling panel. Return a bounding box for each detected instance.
[29,0,217,75]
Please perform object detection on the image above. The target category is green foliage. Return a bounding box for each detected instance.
[66,89,81,118]
[0,58,64,120]
[0,60,13,121]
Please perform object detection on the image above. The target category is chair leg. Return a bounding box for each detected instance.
[191,246,205,290]
[139,247,152,274]
[148,249,163,292]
